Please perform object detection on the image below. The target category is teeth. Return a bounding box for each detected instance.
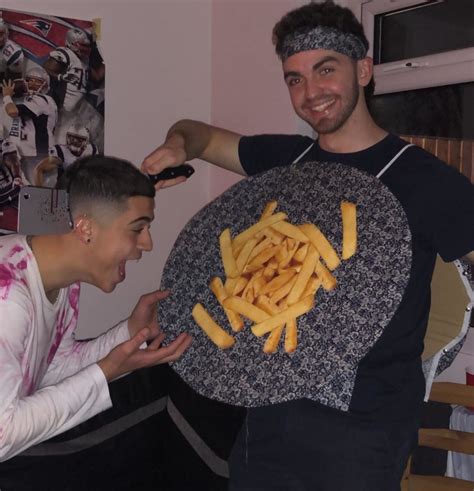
[312,99,335,112]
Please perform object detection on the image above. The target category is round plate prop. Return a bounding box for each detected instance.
[158,161,411,409]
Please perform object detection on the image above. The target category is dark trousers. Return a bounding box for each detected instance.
[229,399,419,491]
[0,365,244,491]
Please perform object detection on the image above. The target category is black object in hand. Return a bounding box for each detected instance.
[148,164,195,184]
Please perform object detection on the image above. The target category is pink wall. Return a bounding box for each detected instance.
[2,0,213,338]
[209,0,308,199]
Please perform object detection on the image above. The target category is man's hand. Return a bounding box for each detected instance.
[127,289,170,339]
[97,328,192,382]
[58,72,80,85]
[141,133,189,190]
[2,79,15,97]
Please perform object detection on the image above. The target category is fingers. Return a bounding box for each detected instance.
[139,289,170,307]
[141,146,175,174]
[128,327,151,352]
[144,332,192,364]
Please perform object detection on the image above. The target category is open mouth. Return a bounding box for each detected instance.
[118,260,126,280]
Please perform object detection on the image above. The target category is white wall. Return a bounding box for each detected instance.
[1,0,212,337]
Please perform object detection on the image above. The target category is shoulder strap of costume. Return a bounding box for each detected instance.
[376,143,415,178]
[292,142,315,164]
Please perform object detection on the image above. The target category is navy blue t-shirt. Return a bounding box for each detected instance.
[239,133,474,421]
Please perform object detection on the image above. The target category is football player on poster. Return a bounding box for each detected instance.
[0,9,105,164]
[0,18,24,83]
[1,68,57,183]
[34,123,99,187]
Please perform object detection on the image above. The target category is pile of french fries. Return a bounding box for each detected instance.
[192,200,357,354]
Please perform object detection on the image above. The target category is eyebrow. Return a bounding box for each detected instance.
[128,216,153,225]
[284,55,340,80]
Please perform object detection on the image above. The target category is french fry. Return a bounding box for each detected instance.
[236,238,258,273]
[271,221,309,243]
[233,212,287,250]
[286,245,320,305]
[275,242,288,263]
[284,318,297,353]
[270,275,298,304]
[301,275,322,299]
[299,223,340,271]
[341,201,357,260]
[245,245,280,272]
[247,237,272,262]
[232,276,248,296]
[223,296,270,323]
[261,270,297,295]
[251,295,314,337]
[253,275,267,296]
[219,228,239,278]
[263,325,284,353]
[263,264,277,280]
[255,295,280,316]
[192,303,235,349]
[293,243,309,263]
[209,277,244,332]
[260,200,278,219]
[278,239,300,269]
[263,227,285,245]
[315,259,337,291]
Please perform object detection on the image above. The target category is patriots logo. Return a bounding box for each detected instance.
[20,19,52,37]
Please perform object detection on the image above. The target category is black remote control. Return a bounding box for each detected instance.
[148,164,195,184]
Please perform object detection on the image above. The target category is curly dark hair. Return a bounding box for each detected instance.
[272,0,375,98]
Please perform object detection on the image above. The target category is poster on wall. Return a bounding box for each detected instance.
[0,9,104,234]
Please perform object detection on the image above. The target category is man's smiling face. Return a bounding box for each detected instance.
[283,49,361,135]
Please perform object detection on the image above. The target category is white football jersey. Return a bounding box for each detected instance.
[0,39,24,76]
[49,142,98,168]
[49,47,88,112]
[8,94,58,157]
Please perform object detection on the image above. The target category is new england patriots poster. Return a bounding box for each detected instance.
[0,8,104,233]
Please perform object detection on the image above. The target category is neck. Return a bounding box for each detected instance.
[28,234,87,298]
[317,94,388,154]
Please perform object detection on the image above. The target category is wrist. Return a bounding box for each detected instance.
[3,95,13,106]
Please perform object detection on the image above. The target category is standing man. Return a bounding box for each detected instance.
[0,19,24,83]
[2,67,58,182]
[43,27,92,113]
[141,1,474,490]
[34,123,98,187]
[0,154,192,463]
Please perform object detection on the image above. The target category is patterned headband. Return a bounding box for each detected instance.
[280,26,367,61]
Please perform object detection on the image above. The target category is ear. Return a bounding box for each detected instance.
[73,215,93,244]
[357,57,373,87]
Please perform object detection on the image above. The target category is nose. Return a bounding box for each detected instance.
[138,228,153,252]
[304,76,321,102]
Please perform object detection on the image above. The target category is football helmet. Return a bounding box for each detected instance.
[25,66,50,95]
[1,139,18,157]
[66,124,90,156]
[65,28,91,59]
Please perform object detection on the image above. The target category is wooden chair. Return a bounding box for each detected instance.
[401,256,474,491]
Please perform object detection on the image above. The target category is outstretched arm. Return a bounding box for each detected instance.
[98,290,192,381]
[141,119,245,189]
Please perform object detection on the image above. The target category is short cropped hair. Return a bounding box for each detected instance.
[272,0,375,98]
[57,155,155,220]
